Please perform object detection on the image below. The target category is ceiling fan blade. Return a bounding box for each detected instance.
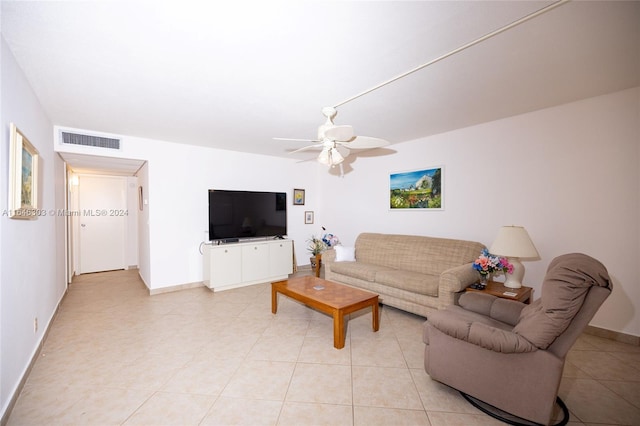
[323,125,354,141]
[273,137,320,143]
[289,143,323,154]
[346,136,389,149]
[336,145,350,158]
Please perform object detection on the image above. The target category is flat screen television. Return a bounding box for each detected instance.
[208,189,287,241]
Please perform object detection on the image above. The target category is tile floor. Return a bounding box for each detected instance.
[6,269,640,425]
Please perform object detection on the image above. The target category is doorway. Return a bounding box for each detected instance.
[59,152,146,281]
[77,175,126,274]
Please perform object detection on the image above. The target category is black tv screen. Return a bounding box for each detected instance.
[208,190,287,241]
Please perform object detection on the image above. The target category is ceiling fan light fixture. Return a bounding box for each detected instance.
[317,146,344,167]
[330,147,344,165]
[317,147,330,165]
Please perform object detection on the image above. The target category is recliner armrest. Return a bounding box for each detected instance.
[459,292,526,326]
[427,308,537,353]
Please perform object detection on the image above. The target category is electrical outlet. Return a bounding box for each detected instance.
[34,317,38,333]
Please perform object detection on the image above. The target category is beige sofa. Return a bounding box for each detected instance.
[322,233,485,317]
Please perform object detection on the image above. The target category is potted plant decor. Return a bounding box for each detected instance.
[306,227,340,275]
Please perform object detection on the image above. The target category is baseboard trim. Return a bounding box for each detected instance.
[585,325,640,346]
[149,281,205,295]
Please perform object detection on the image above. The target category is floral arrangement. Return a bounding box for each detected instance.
[307,236,327,255]
[307,227,339,255]
[472,248,513,276]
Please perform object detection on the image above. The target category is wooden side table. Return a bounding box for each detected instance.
[465,280,533,304]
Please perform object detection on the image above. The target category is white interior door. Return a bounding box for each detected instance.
[78,175,126,274]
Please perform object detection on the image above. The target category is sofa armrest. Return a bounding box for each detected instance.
[322,249,336,271]
[438,263,480,309]
[322,248,336,262]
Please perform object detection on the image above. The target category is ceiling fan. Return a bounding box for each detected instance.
[274,107,389,167]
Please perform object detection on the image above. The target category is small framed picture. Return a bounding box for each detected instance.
[304,211,314,224]
[8,123,39,219]
[293,188,305,205]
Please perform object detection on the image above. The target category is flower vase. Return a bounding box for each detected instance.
[310,254,322,277]
[479,273,491,287]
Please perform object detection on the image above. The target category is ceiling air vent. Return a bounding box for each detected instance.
[60,131,121,150]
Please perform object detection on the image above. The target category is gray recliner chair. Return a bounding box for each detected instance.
[423,253,612,425]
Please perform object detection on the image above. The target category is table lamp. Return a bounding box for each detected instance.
[489,226,539,289]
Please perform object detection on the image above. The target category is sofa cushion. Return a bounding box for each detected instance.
[354,233,484,276]
[330,261,393,282]
[375,270,439,296]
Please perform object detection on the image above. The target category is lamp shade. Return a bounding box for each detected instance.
[489,226,539,258]
[489,226,538,289]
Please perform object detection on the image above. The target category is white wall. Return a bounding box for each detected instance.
[125,176,139,268]
[320,87,640,337]
[0,37,66,418]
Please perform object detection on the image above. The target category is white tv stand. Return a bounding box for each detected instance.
[203,238,293,291]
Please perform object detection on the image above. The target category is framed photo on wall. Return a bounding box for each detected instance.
[293,188,305,205]
[389,166,443,210]
[304,211,314,224]
[8,123,39,219]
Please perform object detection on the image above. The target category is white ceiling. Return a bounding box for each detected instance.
[2,1,639,166]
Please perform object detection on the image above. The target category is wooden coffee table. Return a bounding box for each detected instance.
[271,276,379,349]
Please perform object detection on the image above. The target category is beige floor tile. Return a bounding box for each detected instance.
[161,357,243,395]
[298,335,352,365]
[352,365,423,409]
[286,363,352,405]
[122,391,215,425]
[262,317,311,336]
[278,401,353,426]
[567,351,640,381]
[599,379,640,409]
[246,334,305,362]
[426,411,505,426]
[305,316,336,338]
[398,336,427,369]
[195,332,262,360]
[65,387,157,425]
[351,336,407,367]
[7,384,93,426]
[563,359,595,379]
[200,397,283,426]
[559,377,640,424]
[222,359,295,400]
[411,369,478,414]
[354,406,431,425]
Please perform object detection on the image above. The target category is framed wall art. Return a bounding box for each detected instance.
[293,188,305,205]
[389,166,443,210]
[8,123,39,219]
[304,211,314,224]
